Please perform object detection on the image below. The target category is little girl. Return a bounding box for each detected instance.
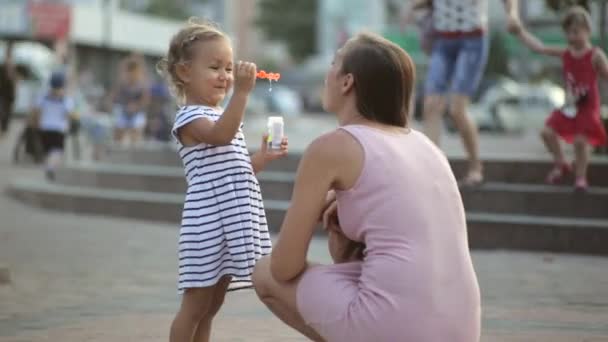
[158,19,288,341]
[512,6,608,191]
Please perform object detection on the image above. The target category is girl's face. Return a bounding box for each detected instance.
[181,37,234,107]
[566,24,591,49]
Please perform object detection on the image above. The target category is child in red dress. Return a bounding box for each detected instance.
[512,6,608,191]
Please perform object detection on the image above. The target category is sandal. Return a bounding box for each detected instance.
[546,162,571,184]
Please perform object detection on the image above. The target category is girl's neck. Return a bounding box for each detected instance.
[184,94,221,109]
[569,41,592,55]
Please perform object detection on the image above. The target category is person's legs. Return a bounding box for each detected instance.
[191,275,232,342]
[573,134,590,190]
[449,36,489,185]
[423,38,456,146]
[448,95,482,181]
[252,257,325,341]
[541,126,566,165]
[541,126,571,184]
[0,100,12,137]
[169,284,220,342]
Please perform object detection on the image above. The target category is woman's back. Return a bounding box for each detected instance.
[334,124,480,341]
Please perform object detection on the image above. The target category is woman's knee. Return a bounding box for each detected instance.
[252,256,273,298]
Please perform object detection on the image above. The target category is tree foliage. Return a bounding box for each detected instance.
[255,0,318,61]
[544,0,590,11]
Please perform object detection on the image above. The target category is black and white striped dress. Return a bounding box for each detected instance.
[172,105,272,293]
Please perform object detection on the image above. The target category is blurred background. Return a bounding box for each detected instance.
[1,0,607,141]
[1,1,608,341]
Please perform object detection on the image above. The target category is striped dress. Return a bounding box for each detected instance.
[171,105,272,293]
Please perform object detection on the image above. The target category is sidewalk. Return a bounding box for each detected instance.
[1,119,608,341]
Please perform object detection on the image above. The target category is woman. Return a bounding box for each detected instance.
[252,32,481,341]
[401,0,520,186]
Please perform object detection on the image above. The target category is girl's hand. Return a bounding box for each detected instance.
[260,133,288,162]
[233,61,257,95]
[250,134,288,173]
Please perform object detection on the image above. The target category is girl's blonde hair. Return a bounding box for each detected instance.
[561,6,592,32]
[157,18,228,104]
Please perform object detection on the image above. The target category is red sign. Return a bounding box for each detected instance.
[27,1,71,39]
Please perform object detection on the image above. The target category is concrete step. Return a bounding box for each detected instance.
[56,163,608,218]
[54,162,294,200]
[6,178,289,231]
[7,179,608,255]
[103,145,302,172]
[461,182,608,219]
[104,146,608,186]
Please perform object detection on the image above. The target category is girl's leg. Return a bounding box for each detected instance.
[573,135,590,189]
[541,126,565,164]
[169,285,217,342]
[252,256,325,342]
[192,275,232,342]
[541,126,570,184]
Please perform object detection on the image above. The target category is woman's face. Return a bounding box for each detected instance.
[322,49,347,113]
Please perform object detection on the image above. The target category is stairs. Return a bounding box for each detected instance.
[7,146,608,255]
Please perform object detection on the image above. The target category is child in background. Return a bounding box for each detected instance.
[512,6,608,191]
[32,72,76,180]
[157,19,288,342]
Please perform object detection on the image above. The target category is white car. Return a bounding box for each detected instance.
[468,78,566,133]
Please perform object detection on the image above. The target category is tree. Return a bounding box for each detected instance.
[255,0,318,62]
[544,0,590,11]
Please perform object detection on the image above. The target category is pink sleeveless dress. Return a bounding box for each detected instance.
[296,125,481,341]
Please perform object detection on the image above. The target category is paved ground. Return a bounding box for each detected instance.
[1,118,608,341]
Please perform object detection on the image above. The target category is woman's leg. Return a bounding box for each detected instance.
[423,38,454,146]
[169,284,220,342]
[252,256,325,342]
[448,95,482,182]
[450,37,489,185]
[192,275,232,342]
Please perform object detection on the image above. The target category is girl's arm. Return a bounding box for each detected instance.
[177,62,256,146]
[512,24,565,57]
[593,49,608,79]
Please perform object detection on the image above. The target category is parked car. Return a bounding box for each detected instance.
[467,78,565,133]
[1,41,55,117]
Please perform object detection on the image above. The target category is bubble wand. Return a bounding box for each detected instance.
[256,70,281,92]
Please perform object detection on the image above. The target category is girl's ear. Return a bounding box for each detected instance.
[176,62,191,85]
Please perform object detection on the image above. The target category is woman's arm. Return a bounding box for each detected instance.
[512,23,564,57]
[593,49,608,79]
[400,0,432,29]
[270,132,348,282]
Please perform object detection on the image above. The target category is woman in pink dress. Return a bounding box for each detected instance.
[252,32,481,341]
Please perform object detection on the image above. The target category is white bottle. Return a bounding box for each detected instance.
[267,116,284,150]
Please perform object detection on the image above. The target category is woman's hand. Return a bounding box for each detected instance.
[320,190,337,228]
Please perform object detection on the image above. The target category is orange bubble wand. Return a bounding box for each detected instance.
[256,70,281,92]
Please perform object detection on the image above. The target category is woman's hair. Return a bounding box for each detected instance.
[561,6,592,32]
[340,32,416,127]
[157,18,228,103]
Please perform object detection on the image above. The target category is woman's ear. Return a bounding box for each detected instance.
[176,62,191,85]
[341,73,354,95]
